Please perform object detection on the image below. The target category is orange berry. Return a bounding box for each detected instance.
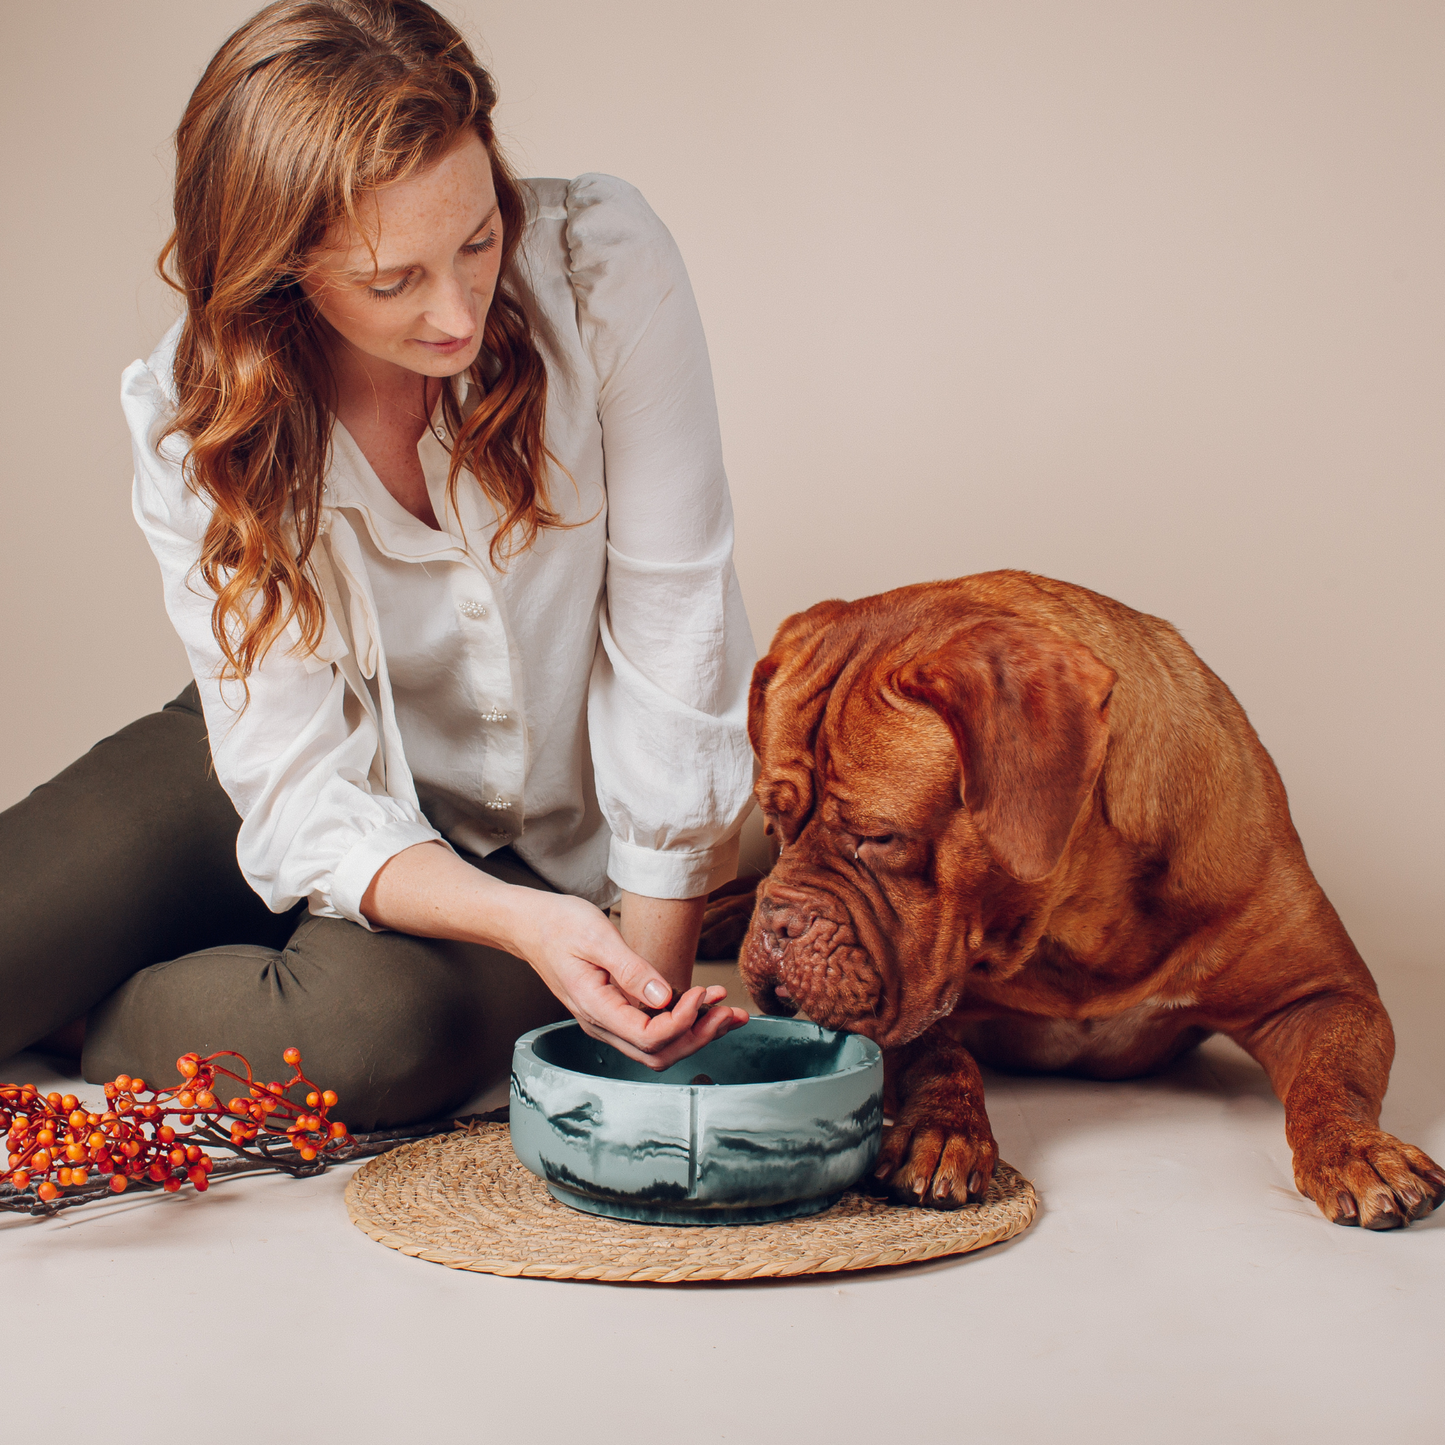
[157,1126,175,1144]
[36,1129,55,1146]
[321,1091,338,1108]
[228,1099,248,1116]
[191,1173,209,1193]
[88,1132,104,1150]
[57,1168,73,1186]
[37,1182,58,1202]
[46,1093,62,1109]
[32,1150,51,1171]
[177,1092,195,1109]
[177,1056,200,1078]
[184,1145,202,1164]
[306,1092,320,1108]
[199,1155,213,1172]
[68,1110,86,1129]
[109,1175,128,1194]
[114,1076,131,1092]
[282,1047,301,1066]
[130,1079,145,1094]
[168,1148,186,1168]
[329,1122,348,1138]
[11,1171,29,1190]
[178,1113,195,1126]
[162,1176,181,1193]
[71,1167,88,1186]
[103,1082,119,1100]
[298,1146,317,1161]
[65,1144,85,1162]
[195,1092,216,1111]
[148,1162,167,1182]
[61,1095,78,1112]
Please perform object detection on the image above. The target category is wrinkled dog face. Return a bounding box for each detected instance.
[738,587,1115,1049]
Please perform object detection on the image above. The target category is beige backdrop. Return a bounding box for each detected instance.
[2,1,1440,969]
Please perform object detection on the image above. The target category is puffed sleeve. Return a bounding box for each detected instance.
[123,344,445,925]
[566,175,757,899]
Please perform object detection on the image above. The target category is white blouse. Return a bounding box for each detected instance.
[124,174,757,926]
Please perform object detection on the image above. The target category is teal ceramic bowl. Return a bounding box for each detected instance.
[509,1017,883,1226]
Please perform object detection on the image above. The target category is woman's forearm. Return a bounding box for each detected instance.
[618,891,708,995]
[360,841,529,948]
[359,842,746,1068]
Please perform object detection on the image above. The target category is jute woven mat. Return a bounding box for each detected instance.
[345,1123,1038,1282]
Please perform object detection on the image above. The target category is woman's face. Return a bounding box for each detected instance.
[299,131,502,381]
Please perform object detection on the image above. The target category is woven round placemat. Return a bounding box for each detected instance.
[345,1124,1038,1282]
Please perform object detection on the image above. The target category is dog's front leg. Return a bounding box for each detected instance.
[872,1027,998,1209]
[1230,990,1445,1228]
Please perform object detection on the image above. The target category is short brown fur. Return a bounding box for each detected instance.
[737,571,1443,1228]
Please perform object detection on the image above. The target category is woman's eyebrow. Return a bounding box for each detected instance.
[341,204,501,281]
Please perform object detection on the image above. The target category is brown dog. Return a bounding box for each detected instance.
[734,571,1444,1228]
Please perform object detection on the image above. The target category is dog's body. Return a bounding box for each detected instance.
[737,571,1443,1228]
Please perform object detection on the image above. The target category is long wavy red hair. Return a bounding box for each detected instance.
[160,0,560,681]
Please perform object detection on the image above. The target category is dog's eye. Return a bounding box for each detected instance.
[863,834,895,847]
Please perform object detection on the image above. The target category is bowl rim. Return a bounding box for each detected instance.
[513,1015,882,1092]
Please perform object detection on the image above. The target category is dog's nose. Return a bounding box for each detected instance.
[756,891,800,937]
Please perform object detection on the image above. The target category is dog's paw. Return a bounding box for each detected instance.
[1294,1125,1445,1229]
[870,1116,998,1210]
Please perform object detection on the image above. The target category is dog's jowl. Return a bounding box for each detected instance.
[738,570,1444,1229]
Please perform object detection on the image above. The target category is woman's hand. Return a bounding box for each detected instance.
[361,842,747,1069]
[515,893,746,1070]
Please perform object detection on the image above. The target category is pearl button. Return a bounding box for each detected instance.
[479,708,508,723]
[433,425,446,441]
[458,599,487,619]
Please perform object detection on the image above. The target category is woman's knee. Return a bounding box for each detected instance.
[80,915,565,1131]
[258,917,565,1129]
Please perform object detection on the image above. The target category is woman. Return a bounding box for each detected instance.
[0,0,754,1128]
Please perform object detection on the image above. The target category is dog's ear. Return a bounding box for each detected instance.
[894,619,1116,882]
[749,599,851,754]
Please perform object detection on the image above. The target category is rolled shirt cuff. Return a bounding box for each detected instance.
[606,832,741,900]
[329,818,452,929]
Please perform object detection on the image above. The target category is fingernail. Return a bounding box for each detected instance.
[643,982,671,1007]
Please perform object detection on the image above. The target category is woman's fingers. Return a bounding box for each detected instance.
[577,997,749,1071]
[591,931,676,1010]
[571,975,747,1069]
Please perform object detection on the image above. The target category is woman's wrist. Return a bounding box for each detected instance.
[618,890,708,995]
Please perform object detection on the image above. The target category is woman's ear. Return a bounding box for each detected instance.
[894,618,1116,882]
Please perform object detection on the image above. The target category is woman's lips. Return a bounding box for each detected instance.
[413,334,474,354]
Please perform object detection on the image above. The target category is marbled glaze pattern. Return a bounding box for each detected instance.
[510,1018,883,1225]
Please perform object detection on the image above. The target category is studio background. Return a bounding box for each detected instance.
[3,0,1440,977]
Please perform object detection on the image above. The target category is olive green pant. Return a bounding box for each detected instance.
[0,685,567,1129]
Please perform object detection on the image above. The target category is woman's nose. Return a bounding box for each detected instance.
[422,273,475,337]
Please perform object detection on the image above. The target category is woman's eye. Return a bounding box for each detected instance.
[369,271,415,300]
[461,229,499,257]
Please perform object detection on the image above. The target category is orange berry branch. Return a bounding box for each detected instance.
[1,1047,354,1217]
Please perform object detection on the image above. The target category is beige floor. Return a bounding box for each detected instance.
[2,958,1441,1444]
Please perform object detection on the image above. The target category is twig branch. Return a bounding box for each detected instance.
[0,1107,509,1220]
